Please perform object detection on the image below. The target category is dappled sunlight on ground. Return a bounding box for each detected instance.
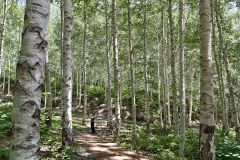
[74,130,151,160]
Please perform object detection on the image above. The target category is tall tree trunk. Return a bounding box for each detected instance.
[161,1,167,127]
[0,0,7,77]
[127,0,136,137]
[199,0,215,159]
[188,57,194,125]
[82,0,88,125]
[120,68,123,115]
[62,0,73,147]
[76,71,79,102]
[157,23,163,127]
[214,0,240,140]
[112,0,121,142]
[7,53,11,95]
[179,0,186,156]
[169,0,177,130]
[2,60,5,93]
[168,0,176,131]
[105,0,113,130]
[143,0,150,129]
[10,1,50,159]
[211,3,228,130]
[45,51,52,126]
[79,69,82,106]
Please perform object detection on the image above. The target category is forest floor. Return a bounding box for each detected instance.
[54,116,152,160]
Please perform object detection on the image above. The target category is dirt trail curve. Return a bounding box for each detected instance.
[73,129,151,160]
[54,116,152,160]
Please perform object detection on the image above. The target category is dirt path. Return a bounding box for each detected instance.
[73,129,151,160]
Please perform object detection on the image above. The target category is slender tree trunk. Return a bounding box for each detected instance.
[188,57,194,125]
[77,71,79,102]
[82,0,88,125]
[0,0,7,77]
[179,0,186,156]
[2,60,5,94]
[112,0,121,142]
[10,1,50,159]
[105,0,113,130]
[161,2,167,127]
[45,51,52,126]
[120,68,123,115]
[168,0,177,130]
[199,0,215,159]
[211,4,228,130]
[157,23,163,127]
[214,0,240,140]
[168,0,177,132]
[127,0,136,137]
[143,0,150,129]
[7,54,11,95]
[55,71,57,107]
[62,0,73,147]
[79,69,82,106]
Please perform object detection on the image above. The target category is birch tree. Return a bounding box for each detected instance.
[199,0,215,159]
[105,0,113,130]
[112,0,121,142]
[144,0,150,129]
[82,0,88,126]
[10,0,50,159]
[127,0,136,137]
[179,0,186,157]
[62,0,73,147]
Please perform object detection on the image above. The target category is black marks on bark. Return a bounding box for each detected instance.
[32,108,40,119]
[200,123,215,134]
[199,123,215,160]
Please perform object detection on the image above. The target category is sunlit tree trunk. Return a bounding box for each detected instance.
[0,0,7,77]
[76,71,79,102]
[82,0,88,125]
[45,51,52,126]
[128,0,136,137]
[62,0,73,147]
[105,0,113,130]
[10,1,50,159]
[199,0,215,159]
[214,0,240,140]
[179,0,186,156]
[143,0,150,129]
[112,0,121,142]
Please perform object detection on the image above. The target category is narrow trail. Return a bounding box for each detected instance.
[73,129,151,160]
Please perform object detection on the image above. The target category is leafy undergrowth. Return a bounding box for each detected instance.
[105,124,240,160]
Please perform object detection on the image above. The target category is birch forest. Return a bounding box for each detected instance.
[0,0,240,160]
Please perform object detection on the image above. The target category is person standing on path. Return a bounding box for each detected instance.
[91,114,95,133]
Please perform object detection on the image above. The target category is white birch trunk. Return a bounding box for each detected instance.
[199,0,215,159]
[10,1,50,159]
[0,0,7,77]
[105,0,113,129]
[82,0,88,125]
[143,0,150,129]
[179,0,186,156]
[112,0,121,142]
[62,0,73,147]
